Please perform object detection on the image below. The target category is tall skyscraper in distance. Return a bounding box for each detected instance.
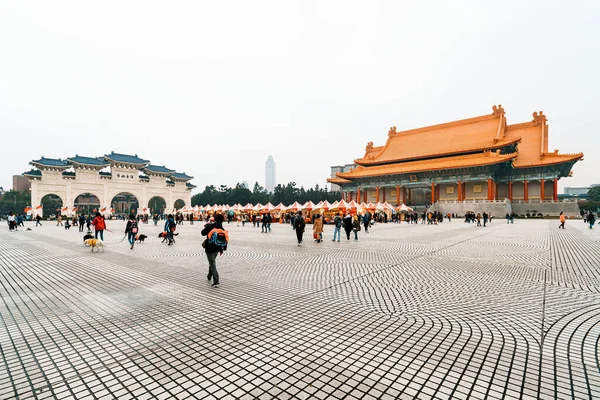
[265,155,276,193]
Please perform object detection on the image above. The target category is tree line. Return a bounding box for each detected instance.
[191,182,341,206]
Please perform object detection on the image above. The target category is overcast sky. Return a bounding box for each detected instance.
[1,1,599,194]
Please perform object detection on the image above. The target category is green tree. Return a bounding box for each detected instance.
[587,186,600,202]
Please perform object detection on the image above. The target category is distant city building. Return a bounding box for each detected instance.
[13,175,31,192]
[564,184,599,196]
[265,156,276,193]
[329,164,357,191]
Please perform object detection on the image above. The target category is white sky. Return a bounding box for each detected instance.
[1,1,599,193]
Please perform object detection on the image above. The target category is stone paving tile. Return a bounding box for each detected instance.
[0,219,599,399]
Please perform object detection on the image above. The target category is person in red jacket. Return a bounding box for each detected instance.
[92,212,106,240]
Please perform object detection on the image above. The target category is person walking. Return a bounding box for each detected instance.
[164,214,176,245]
[588,212,596,229]
[125,213,139,249]
[8,212,16,231]
[56,214,63,226]
[352,215,361,241]
[313,214,323,243]
[483,212,488,227]
[559,212,566,229]
[201,213,226,288]
[476,213,482,227]
[363,212,370,233]
[293,211,306,245]
[332,212,342,242]
[92,212,106,240]
[343,212,353,240]
[78,214,85,232]
[35,214,42,227]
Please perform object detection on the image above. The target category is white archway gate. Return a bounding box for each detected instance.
[23,153,195,216]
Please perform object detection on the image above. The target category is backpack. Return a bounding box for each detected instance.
[96,218,105,230]
[296,217,306,231]
[130,220,138,234]
[334,216,342,228]
[207,228,229,251]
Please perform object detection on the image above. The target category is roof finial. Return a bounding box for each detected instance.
[532,111,547,125]
[388,126,397,137]
[492,104,505,116]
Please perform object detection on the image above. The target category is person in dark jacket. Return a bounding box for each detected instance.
[343,212,353,240]
[164,214,176,245]
[293,211,305,245]
[201,213,225,287]
[125,213,138,249]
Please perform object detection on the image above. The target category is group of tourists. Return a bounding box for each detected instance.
[582,211,596,229]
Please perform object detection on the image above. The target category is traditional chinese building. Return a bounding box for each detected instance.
[328,105,583,216]
[23,152,195,216]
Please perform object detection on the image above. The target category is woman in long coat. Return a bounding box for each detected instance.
[313,214,323,243]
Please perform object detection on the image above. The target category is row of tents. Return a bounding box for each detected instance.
[24,200,415,217]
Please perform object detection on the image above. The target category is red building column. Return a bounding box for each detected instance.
[487,179,494,201]
[553,178,558,201]
[396,186,400,206]
[382,187,386,202]
[376,187,380,203]
[363,189,367,203]
[540,180,545,201]
[431,183,435,204]
[357,188,361,203]
[524,180,529,202]
[457,180,462,201]
[508,181,513,201]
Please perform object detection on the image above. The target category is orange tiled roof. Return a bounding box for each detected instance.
[327,177,352,184]
[356,106,511,166]
[338,151,517,179]
[515,152,584,168]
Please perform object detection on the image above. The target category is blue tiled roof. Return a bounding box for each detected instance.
[139,174,150,180]
[186,182,197,188]
[166,179,175,185]
[171,172,193,180]
[144,165,175,173]
[31,157,70,167]
[104,152,150,164]
[99,171,112,177]
[22,169,42,177]
[62,171,76,177]
[67,155,109,166]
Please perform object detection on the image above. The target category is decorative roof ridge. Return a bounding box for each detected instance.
[542,150,584,157]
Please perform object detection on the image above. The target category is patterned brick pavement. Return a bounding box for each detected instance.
[0,218,598,399]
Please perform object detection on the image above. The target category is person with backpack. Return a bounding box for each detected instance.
[164,214,176,245]
[201,213,228,288]
[293,211,306,245]
[125,213,139,249]
[332,212,342,242]
[92,212,106,240]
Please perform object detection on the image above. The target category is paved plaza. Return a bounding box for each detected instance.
[1,218,599,399]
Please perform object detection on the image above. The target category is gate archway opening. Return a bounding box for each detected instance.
[74,193,101,216]
[40,194,63,218]
[174,199,185,210]
[148,196,167,215]
[111,192,139,216]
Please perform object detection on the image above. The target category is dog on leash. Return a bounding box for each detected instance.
[158,231,178,243]
[83,234,94,242]
[84,238,105,252]
[136,234,148,243]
